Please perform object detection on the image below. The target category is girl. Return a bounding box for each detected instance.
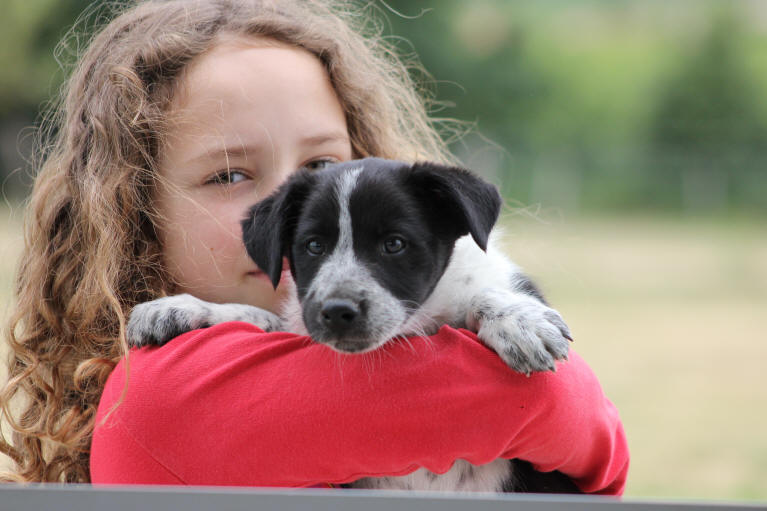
[1,0,628,491]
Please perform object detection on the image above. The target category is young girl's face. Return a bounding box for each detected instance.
[154,37,352,312]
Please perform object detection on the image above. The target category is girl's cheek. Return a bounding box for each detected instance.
[206,207,250,250]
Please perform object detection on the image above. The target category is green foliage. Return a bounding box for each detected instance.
[2,0,767,214]
[0,0,93,116]
[384,0,767,215]
[645,6,767,213]
[0,0,96,195]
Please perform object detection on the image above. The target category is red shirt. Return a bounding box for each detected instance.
[91,322,628,494]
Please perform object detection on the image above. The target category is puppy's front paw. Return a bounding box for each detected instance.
[127,294,215,348]
[126,294,284,348]
[468,290,572,375]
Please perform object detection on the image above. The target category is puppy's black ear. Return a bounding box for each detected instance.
[241,171,315,289]
[406,162,502,251]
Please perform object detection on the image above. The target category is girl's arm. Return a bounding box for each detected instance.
[91,322,628,494]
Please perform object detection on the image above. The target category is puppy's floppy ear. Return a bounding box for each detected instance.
[406,162,502,251]
[241,170,316,289]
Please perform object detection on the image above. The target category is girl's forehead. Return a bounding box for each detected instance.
[168,37,341,115]
[170,35,330,111]
[158,35,350,170]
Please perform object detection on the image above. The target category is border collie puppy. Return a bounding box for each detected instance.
[128,158,576,493]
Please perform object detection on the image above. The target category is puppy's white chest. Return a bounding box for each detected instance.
[349,459,513,492]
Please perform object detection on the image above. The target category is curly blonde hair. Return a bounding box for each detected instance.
[1,0,457,483]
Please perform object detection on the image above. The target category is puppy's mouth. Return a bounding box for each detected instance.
[302,296,399,354]
[324,339,385,354]
[309,322,397,355]
[309,324,388,354]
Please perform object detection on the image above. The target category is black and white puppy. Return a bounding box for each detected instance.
[127,158,577,493]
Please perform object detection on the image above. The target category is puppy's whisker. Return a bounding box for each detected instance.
[394,334,416,354]
[362,351,378,382]
[380,342,396,361]
[374,348,385,371]
[331,349,350,384]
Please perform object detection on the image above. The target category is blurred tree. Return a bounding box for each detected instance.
[645,6,767,213]
[0,0,95,196]
[386,0,767,215]
[1,0,766,214]
[0,0,95,117]
[380,0,552,200]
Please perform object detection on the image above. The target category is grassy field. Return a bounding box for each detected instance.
[0,205,24,376]
[1,206,765,501]
[499,212,767,501]
[0,205,24,477]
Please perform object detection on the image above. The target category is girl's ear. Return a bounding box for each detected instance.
[241,171,316,289]
[405,162,502,251]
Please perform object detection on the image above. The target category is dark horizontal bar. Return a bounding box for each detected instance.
[0,485,764,511]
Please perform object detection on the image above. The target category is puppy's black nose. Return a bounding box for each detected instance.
[321,299,359,332]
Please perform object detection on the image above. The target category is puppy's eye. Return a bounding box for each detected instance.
[306,239,326,256]
[382,236,407,254]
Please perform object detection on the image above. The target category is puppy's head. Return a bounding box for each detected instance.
[242,158,501,353]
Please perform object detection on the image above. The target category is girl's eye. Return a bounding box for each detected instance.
[306,238,326,256]
[382,236,407,255]
[207,169,249,185]
[303,159,336,172]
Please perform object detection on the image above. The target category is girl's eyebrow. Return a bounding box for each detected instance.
[298,131,350,146]
[182,144,263,165]
[183,131,350,166]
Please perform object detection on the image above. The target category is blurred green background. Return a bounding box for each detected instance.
[1,0,766,502]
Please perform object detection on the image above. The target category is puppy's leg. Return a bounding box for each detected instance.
[466,285,572,376]
[127,294,284,348]
[433,235,571,375]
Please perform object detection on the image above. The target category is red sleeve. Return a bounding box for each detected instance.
[90,322,628,494]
